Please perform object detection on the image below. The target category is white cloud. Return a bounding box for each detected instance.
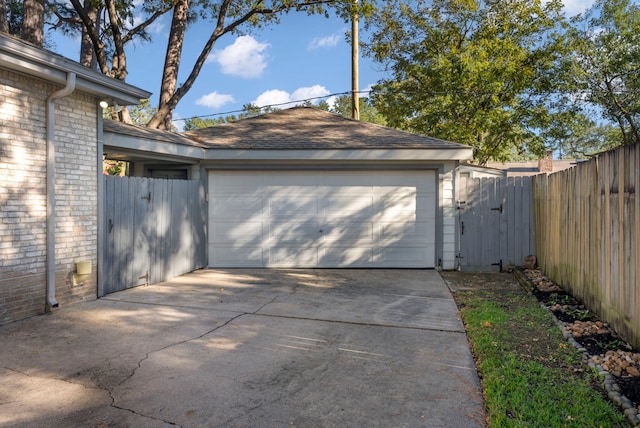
[291,85,331,101]
[208,35,270,79]
[308,34,341,50]
[195,91,235,109]
[253,85,330,108]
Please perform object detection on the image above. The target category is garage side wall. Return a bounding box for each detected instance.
[441,166,457,270]
[0,68,98,324]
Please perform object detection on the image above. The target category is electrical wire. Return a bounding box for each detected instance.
[171,89,373,123]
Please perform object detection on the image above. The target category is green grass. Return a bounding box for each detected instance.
[455,290,628,427]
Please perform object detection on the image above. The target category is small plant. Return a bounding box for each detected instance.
[546,293,574,306]
[565,307,593,321]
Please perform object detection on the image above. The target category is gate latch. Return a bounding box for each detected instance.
[491,204,503,214]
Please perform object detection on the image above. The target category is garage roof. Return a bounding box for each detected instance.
[103,107,473,163]
[185,107,469,151]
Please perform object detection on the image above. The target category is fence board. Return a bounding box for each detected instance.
[103,176,206,295]
[533,143,640,349]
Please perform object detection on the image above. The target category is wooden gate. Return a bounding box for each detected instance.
[102,176,206,295]
[456,176,535,271]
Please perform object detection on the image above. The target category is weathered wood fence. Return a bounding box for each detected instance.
[533,143,640,348]
[102,176,206,296]
[456,176,535,271]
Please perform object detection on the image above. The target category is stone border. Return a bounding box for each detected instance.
[513,268,640,427]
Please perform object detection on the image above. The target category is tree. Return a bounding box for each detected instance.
[21,0,44,46]
[146,0,366,129]
[128,98,158,126]
[0,0,8,33]
[542,111,621,158]
[181,103,275,130]
[60,0,174,121]
[567,0,640,146]
[329,94,386,125]
[364,0,568,165]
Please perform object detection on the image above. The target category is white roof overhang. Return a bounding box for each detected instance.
[204,148,474,162]
[0,35,150,105]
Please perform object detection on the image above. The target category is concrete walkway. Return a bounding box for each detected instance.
[0,269,486,427]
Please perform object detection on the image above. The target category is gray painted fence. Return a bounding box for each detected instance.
[456,176,535,271]
[102,176,206,296]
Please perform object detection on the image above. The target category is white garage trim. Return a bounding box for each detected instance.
[208,170,437,268]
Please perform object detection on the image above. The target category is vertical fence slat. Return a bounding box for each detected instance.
[533,143,640,349]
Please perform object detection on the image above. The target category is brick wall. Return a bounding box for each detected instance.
[0,68,98,324]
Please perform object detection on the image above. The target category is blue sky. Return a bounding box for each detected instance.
[50,0,597,128]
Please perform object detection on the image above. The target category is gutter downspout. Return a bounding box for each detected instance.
[46,72,76,310]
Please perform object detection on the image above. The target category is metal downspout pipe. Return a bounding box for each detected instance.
[46,72,77,309]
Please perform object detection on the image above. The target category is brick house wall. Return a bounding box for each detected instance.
[0,67,98,324]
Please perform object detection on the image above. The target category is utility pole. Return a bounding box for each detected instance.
[351,0,360,120]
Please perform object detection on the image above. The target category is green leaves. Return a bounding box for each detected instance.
[366,0,567,164]
[568,0,640,146]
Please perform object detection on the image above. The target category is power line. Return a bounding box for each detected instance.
[172,89,373,123]
[171,86,640,124]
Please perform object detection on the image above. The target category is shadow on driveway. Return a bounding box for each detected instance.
[0,269,486,427]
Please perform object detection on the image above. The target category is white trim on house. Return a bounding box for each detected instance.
[103,132,206,161]
[0,35,150,105]
[204,148,473,161]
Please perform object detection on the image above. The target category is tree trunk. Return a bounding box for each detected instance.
[0,0,8,34]
[80,1,99,68]
[22,0,44,47]
[156,0,190,130]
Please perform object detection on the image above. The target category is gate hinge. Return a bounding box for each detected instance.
[139,270,149,286]
[491,259,503,272]
[491,204,503,213]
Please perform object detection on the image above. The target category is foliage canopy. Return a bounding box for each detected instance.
[364,0,568,165]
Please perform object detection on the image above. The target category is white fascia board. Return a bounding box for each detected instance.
[103,131,205,160]
[0,36,150,105]
[204,148,473,161]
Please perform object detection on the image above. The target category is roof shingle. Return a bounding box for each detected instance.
[184,107,468,150]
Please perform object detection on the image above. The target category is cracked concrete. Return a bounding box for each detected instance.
[0,269,486,427]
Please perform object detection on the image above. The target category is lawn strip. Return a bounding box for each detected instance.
[454,289,628,427]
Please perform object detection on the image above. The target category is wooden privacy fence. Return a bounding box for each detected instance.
[102,176,206,296]
[456,176,535,271]
[533,143,640,348]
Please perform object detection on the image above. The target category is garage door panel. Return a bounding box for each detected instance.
[212,221,263,244]
[319,247,374,266]
[380,220,436,243]
[269,247,317,266]
[211,196,263,218]
[379,246,434,266]
[320,222,375,242]
[380,172,436,192]
[269,220,320,242]
[322,172,374,186]
[212,172,263,191]
[210,245,263,267]
[323,196,375,218]
[269,196,317,215]
[267,172,318,186]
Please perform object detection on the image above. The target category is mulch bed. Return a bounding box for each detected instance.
[521,267,640,424]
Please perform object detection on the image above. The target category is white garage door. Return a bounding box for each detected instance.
[208,170,437,268]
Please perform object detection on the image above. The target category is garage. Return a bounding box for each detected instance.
[208,169,437,268]
[176,106,474,269]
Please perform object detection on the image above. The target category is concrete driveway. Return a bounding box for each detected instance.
[0,269,486,427]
